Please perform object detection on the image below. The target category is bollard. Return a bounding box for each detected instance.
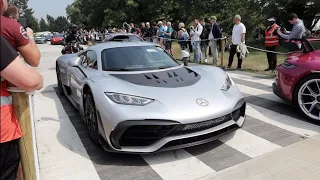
[8,87,38,180]
[220,38,226,67]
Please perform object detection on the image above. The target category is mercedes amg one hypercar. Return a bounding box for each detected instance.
[55,42,246,153]
[273,39,320,121]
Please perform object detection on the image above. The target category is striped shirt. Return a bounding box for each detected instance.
[280,19,306,39]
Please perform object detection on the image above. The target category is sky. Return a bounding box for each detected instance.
[28,0,74,20]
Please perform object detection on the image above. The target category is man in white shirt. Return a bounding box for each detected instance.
[191,19,203,63]
[228,15,246,69]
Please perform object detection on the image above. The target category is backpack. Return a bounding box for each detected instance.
[200,25,208,40]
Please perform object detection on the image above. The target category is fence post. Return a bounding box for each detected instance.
[220,37,226,67]
[8,88,37,180]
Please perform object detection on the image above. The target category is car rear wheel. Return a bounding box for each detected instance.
[56,65,64,95]
[84,91,100,144]
[295,74,320,121]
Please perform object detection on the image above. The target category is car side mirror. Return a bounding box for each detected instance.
[68,57,81,67]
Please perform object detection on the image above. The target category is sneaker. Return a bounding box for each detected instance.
[205,59,208,63]
[236,67,242,70]
[264,68,271,71]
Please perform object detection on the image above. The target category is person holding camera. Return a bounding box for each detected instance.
[264,17,279,72]
[277,13,306,40]
[1,3,40,67]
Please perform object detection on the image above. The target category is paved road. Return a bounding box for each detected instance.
[33,44,320,180]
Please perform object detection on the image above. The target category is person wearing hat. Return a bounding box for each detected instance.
[264,17,279,71]
[208,16,222,66]
[227,15,246,69]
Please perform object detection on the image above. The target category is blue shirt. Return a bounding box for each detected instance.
[159,26,165,37]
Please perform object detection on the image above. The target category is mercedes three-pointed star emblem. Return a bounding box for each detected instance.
[196,98,209,107]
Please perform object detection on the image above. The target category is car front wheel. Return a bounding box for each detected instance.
[295,74,320,121]
[84,91,100,144]
[56,65,64,95]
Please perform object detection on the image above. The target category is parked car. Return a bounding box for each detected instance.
[45,34,51,41]
[56,41,246,153]
[51,33,64,45]
[34,34,46,44]
[102,33,144,42]
[273,39,320,121]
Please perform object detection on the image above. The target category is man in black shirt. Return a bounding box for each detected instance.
[208,16,222,66]
[199,19,209,63]
[151,22,159,43]
[143,22,153,42]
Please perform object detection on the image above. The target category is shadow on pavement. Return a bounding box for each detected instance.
[39,87,165,180]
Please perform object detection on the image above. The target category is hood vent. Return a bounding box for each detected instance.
[110,67,201,88]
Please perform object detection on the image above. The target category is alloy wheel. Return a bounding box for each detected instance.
[298,79,320,120]
[56,66,64,95]
[84,94,99,143]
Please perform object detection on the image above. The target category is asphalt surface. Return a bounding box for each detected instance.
[33,43,320,180]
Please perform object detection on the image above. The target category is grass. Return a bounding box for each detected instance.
[171,41,286,76]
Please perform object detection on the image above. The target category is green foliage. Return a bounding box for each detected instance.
[39,18,48,31]
[24,8,39,31]
[65,0,320,37]
[45,15,69,32]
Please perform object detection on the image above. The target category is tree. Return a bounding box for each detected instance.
[66,2,84,26]
[55,16,69,32]
[46,15,56,32]
[39,18,48,31]
[65,0,320,37]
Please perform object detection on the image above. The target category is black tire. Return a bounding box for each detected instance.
[293,74,320,121]
[84,90,100,144]
[56,65,65,96]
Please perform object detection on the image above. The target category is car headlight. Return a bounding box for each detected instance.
[105,92,154,106]
[221,75,232,91]
[282,61,296,69]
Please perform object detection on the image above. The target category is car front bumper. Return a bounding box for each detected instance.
[98,98,246,153]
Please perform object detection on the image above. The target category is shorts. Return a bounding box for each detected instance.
[165,40,172,50]
[0,139,20,180]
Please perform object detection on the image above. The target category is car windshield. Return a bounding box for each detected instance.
[101,46,180,71]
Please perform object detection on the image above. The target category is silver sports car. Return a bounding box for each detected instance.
[56,42,246,153]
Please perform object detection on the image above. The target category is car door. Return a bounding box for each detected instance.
[69,50,100,106]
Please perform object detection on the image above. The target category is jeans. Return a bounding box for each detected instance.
[200,41,209,60]
[193,41,200,62]
[228,44,242,68]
